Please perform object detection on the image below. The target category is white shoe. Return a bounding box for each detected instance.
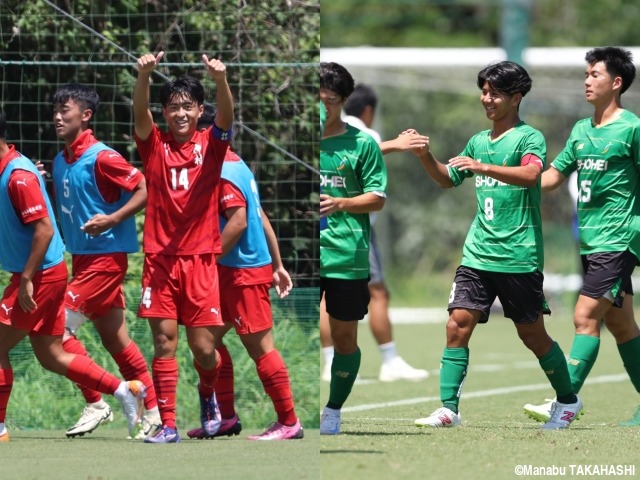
[523,398,555,423]
[379,357,430,382]
[115,380,146,438]
[541,397,583,430]
[66,401,114,438]
[415,407,461,428]
[132,410,162,439]
[320,407,341,435]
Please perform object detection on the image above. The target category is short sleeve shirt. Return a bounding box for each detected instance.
[551,110,640,258]
[320,124,387,279]
[449,122,546,273]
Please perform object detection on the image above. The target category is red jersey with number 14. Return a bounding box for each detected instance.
[136,123,231,254]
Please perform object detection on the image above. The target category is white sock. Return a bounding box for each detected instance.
[379,341,398,365]
[91,398,109,409]
[113,381,127,401]
[0,422,6,435]
[322,346,334,366]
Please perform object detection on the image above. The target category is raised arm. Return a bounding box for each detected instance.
[133,51,164,141]
[202,55,233,131]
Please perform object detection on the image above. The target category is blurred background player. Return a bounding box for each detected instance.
[524,47,640,426]
[320,84,429,383]
[187,110,302,439]
[133,51,233,444]
[0,113,146,442]
[320,63,387,435]
[48,83,160,439]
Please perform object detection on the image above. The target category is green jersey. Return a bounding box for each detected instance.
[551,109,640,258]
[320,124,387,279]
[449,121,546,273]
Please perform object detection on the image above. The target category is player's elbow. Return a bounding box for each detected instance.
[370,196,386,212]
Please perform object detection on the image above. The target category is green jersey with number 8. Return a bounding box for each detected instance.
[551,109,640,258]
[448,121,546,273]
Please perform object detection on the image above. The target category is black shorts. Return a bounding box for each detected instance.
[580,250,637,307]
[320,277,370,321]
[448,266,550,324]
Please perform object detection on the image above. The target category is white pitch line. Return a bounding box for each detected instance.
[341,373,628,413]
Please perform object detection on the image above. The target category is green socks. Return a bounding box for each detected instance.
[617,336,640,393]
[440,347,469,414]
[539,341,575,402]
[326,348,361,410]
[567,334,600,393]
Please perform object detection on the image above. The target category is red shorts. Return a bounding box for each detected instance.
[138,253,222,327]
[220,282,272,335]
[0,263,67,336]
[66,269,126,320]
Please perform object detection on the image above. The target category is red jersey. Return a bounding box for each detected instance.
[136,124,230,254]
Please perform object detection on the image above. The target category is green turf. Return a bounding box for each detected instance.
[5,428,320,480]
[321,311,640,480]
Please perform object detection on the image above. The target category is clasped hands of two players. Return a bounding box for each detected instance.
[400,128,481,173]
[136,51,227,81]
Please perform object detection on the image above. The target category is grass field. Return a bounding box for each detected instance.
[320,308,640,480]
[5,428,319,480]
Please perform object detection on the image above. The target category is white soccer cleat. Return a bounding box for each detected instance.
[320,407,341,435]
[66,401,114,438]
[115,380,146,438]
[415,407,461,428]
[379,357,430,382]
[132,410,162,439]
[541,396,583,430]
[523,398,555,423]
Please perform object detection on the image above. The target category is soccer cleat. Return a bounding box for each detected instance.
[116,380,146,438]
[415,407,461,428]
[541,396,583,430]
[65,401,114,438]
[143,426,181,443]
[524,397,584,424]
[247,418,304,441]
[187,414,243,439]
[132,411,163,439]
[198,385,221,436]
[320,407,341,435]
[619,405,640,426]
[0,431,8,442]
[379,357,430,382]
[523,398,554,423]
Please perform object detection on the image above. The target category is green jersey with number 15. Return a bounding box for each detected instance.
[449,121,546,273]
[320,124,387,280]
[551,109,640,258]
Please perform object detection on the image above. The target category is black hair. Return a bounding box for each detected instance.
[477,61,532,98]
[343,84,378,117]
[197,103,217,130]
[585,47,636,95]
[159,75,205,107]
[319,62,355,99]
[0,112,6,140]
[52,83,100,116]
